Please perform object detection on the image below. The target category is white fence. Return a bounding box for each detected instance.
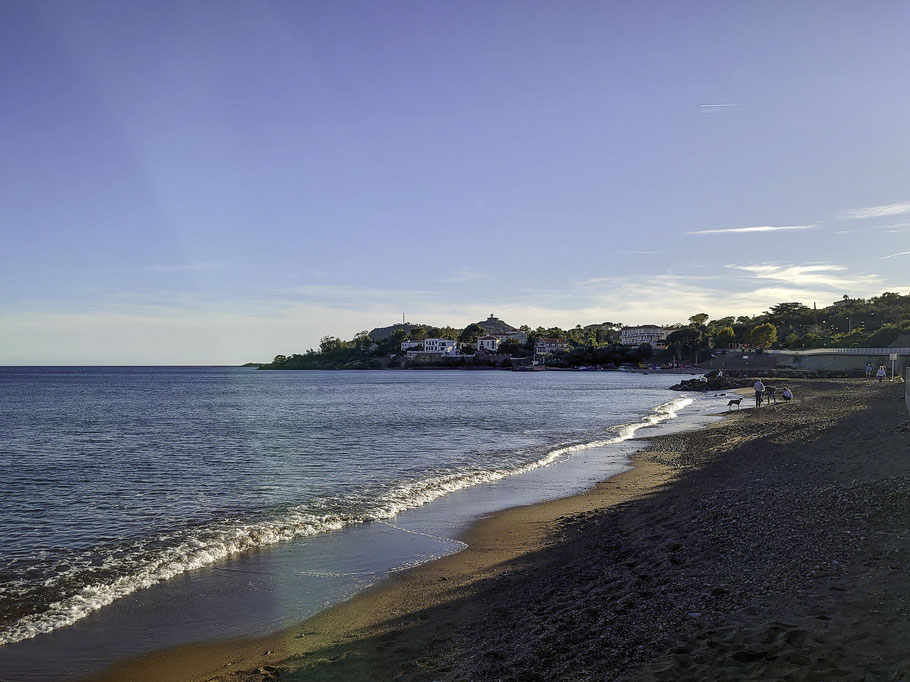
[765,347,910,356]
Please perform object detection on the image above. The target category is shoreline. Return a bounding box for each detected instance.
[90,378,910,680]
[0,377,710,680]
[91,427,692,682]
[86,390,732,681]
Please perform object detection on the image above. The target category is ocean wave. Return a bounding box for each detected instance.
[0,395,695,646]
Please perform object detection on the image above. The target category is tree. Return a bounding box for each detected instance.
[767,302,810,322]
[458,323,486,344]
[689,313,709,327]
[353,330,372,348]
[319,336,346,354]
[715,326,736,348]
[666,327,703,364]
[750,322,777,349]
[595,327,615,344]
[765,303,811,337]
[708,316,735,335]
[864,323,900,348]
[498,339,528,356]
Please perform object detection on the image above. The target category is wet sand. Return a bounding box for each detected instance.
[91,379,910,681]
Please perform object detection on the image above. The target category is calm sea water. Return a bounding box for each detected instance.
[0,367,701,649]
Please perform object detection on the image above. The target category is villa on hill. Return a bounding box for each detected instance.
[477,335,500,352]
[535,337,568,355]
[620,325,672,348]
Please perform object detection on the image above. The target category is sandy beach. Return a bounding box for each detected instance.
[91,378,910,681]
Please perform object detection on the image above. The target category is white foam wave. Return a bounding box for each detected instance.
[0,396,694,646]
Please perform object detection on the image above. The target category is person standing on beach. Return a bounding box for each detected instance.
[866,362,873,378]
[876,365,886,383]
[753,379,765,407]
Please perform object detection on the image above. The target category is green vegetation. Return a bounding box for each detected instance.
[732,293,910,350]
[257,291,910,370]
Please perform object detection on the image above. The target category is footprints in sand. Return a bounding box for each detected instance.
[645,616,867,681]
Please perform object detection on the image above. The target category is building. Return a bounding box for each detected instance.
[477,335,500,352]
[535,337,567,355]
[493,330,528,345]
[423,338,458,355]
[831,297,861,308]
[620,325,672,347]
[400,340,422,351]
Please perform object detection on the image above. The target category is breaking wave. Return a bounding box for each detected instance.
[0,396,693,646]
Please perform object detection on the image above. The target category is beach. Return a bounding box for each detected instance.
[89,377,910,681]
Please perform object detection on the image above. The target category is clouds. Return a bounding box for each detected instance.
[688,225,814,236]
[566,262,887,329]
[438,268,489,283]
[699,103,744,112]
[1,254,900,364]
[142,262,230,272]
[725,263,881,290]
[879,250,910,260]
[841,202,910,220]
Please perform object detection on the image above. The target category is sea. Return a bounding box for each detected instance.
[0,367,726,679]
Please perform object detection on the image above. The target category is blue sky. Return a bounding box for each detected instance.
[2,1,909,364]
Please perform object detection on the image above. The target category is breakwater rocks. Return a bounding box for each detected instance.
[671,368,869,390]
[670,370,752,392]
[670,376,751,392]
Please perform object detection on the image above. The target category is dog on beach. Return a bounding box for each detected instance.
[727,397,743,410]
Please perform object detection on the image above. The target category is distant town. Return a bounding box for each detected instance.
[258,292,910,371]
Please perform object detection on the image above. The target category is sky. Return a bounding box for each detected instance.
[2,0,909,364]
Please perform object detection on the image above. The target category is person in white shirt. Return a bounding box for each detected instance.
[876,366,886,383]
[753,379,765,407]
[782,387,793,402]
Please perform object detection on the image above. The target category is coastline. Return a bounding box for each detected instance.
[0,372,706,680]
[94,378,909,679]
[90,423,691,682]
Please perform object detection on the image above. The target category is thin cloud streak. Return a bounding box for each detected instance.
[439,268,488,283]
[879,250,910,260]
[689,225,813,236]
[842,202,910,219]
[725,263,881,290]
[144,263,230,272]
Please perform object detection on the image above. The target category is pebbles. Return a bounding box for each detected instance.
[431,380,910,681]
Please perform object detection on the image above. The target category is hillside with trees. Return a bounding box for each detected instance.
[257,291,910,370]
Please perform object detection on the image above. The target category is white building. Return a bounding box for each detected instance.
[535,337,567,355]
[401,340,422,351]
[423,338,457,355]
[620,325,671,347]
[493,330,528,345]
[477,335,500,352]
